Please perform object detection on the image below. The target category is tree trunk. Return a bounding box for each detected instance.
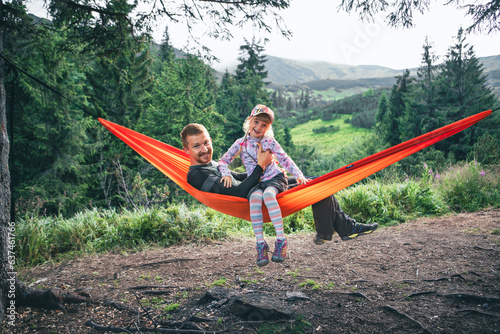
[0,12,67,325]
[0,8,15,322]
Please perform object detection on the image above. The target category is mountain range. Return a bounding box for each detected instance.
[260,54,500,96]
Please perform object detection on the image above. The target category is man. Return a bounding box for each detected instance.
[181,123,377,244]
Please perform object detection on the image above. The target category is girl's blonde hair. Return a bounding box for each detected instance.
[243,113,274,139]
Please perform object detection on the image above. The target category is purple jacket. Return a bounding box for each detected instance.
[218,136,304,182]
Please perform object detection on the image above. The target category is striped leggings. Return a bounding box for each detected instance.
[249,187,285,243]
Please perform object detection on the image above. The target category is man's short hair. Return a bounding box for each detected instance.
[181,123,208,148]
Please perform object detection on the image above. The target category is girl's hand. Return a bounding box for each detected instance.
[221,176,232,188]
[296,176,309,185]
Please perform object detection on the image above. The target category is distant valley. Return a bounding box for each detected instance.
[226,54,500,97]
[264,56,404,85]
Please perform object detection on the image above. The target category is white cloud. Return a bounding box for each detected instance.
[26,0,499,72]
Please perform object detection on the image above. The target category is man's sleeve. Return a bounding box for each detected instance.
[231,170,248,182]
[228,166,262,197]
[188,166,263,198]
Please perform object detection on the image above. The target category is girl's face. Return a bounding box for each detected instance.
[248,117,269,139]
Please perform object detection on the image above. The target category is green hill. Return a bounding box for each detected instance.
[290,114,372,155]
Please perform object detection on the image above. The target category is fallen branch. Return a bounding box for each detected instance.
[140,290,173,295]
[157,320,203,331]
[103,299,139,314]
[123,258,197,268]
[442,294,500,304]
[473,246,498,251]
[338,292,371,301]
[135,294,160,328]
[129,285,178,290]
[86,319,297,333]
[382,305,433,334]
[457,309,499,317]
[351,279,369,284]
[422,278,449,282]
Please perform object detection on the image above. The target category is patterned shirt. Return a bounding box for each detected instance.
[218,136,304,182]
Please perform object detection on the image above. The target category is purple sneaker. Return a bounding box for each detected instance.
[256,241,269,267]
[271,238,288,263]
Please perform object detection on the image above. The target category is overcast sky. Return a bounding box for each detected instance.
[27,0,499,72]
[159,0,500,72]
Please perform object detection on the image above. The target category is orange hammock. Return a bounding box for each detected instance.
[99,109,491,222]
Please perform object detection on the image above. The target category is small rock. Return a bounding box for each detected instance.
[285,291,310,301]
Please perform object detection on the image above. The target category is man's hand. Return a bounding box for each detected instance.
[220,175,232,188]
[257,144,273,169]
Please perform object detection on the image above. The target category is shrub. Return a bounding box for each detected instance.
[435,161,499,212]
[350,109,376,129]
[337,179,446,225]
[312,125,340,134]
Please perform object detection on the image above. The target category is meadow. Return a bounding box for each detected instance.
[290,114,371,154]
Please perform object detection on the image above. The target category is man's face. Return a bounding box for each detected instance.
[184,131,213,165]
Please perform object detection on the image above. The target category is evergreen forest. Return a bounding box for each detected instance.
[6,14,500,223]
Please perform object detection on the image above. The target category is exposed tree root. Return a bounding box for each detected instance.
[406,291,438,299]
[382,305,433,334]
[16,279,90,310]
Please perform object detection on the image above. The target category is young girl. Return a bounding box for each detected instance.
[218,105,307,267]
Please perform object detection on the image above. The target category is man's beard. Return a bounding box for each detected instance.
[197,150,212,163]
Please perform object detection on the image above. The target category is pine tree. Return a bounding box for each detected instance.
[152,26,175,75]
[8,19,94,217]
[215,38,272,149]
[286,96,294,111]
[400,38,442,141]
[416,37,442,133]
[217,71,243,147]
[436,28,497,160]
[301,89,311,109]
[283,127,294,148]
[144,54,223,151]
[85,37,153,127]
[234,39,271,118]
[376,93,389,124]
[384,70,412,145]
[236,38,268,82]
[375,92,389,137]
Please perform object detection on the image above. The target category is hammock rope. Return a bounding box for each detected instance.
[99,109,492,222]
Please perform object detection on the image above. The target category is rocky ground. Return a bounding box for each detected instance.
[2,208,499,333]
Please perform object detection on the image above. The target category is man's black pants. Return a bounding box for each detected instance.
[311,195,357,240]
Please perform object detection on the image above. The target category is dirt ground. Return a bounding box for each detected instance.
[2,208,500,333]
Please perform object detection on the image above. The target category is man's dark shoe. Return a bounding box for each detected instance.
[313,235,327,245]
[341,223,378,241]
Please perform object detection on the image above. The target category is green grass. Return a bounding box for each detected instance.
[312,87,370,102]
[15,203,314,268]
[336,178,447,225]
[290,115,371,154]
[15,162,499,268]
